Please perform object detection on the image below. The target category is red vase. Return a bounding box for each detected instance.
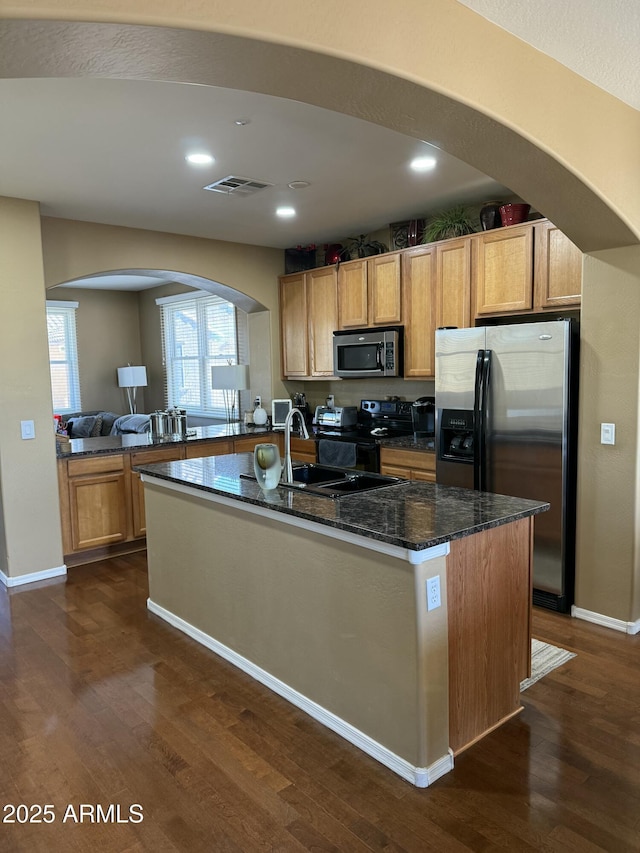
[499,203,530,227]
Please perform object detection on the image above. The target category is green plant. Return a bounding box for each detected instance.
[342,234,389,259]
[421,206,476,243]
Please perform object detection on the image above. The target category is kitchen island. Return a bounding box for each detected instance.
[136,452,548,787]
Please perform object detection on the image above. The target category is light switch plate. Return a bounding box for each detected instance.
[601,423,616,445]
[20,420,35,440]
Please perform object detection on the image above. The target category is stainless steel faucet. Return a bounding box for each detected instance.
[282,407,310,483]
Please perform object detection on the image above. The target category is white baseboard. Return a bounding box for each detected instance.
[572,605,640,635]
[147,597,454,787]
[0,564,67,588]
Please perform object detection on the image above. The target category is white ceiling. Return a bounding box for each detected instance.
[0,5,635,291]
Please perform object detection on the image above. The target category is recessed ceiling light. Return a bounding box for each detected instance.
[186,153,214,166]
[410,156,437,172]
[276,206,296,218]
[288,181,311,190]
[234,118,251,126]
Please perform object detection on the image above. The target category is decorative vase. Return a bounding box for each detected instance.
[253,443,281,491]
[479,201,501,231]
[499,203,531,227]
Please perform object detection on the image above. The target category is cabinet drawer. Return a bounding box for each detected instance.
[186,440,233,458]
[67,454,125,477]
[131,446,185,466]
[380,447,435,471]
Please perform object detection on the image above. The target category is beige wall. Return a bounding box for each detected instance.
[41,218,286,407]
[1,1,639,621]
[51,287,144,414]
[0,197,63,577]
[144,480,450,767]
[576,247,640,621]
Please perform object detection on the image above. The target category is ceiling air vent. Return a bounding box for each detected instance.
[203,176,273,195]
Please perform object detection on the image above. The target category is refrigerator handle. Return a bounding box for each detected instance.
[473,350,484,490]
[478,350,492,491]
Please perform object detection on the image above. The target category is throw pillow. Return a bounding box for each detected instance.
[90,415,103,437]
[67,415,97,438]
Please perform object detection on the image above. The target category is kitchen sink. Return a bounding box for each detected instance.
[289,464,349,485]
[240,463,406,497]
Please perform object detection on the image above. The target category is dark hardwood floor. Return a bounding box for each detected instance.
[0,553,638,852]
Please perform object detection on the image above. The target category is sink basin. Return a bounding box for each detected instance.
[289,464,348,485]
[240,463,406,498]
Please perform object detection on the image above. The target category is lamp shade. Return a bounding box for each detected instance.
[117,365,148,388]
[211,364,250,391]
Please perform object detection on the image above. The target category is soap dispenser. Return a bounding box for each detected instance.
[253,395,268,426]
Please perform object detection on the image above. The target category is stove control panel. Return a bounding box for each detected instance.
[360,399,413,418]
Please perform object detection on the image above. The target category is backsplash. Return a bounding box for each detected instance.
[282,377,435,410]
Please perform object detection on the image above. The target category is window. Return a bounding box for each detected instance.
[46,300,81,413]
[157,291,248,418]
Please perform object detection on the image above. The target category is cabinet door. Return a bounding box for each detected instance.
[290,436,317,463]
[307,266,338,375]
[279,273,309,377]
[436,238,472,330]
[473,225,534,316]
[130,446,184,538]
[68,471,130,551]
[402,246,437,377]
[338,259,368,328]
[369,253,402,325]
[534,220,582,309]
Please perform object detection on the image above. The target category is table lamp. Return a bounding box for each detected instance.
[211,364,250,423]
[117,365,148,414]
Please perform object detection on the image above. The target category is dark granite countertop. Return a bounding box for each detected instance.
[134,452,548,553]
[56,423,277,458]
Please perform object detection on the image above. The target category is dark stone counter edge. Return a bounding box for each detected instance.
[135,458,549,553]
[56,424,277,458]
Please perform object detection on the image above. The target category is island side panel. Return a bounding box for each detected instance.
[446,516,533,755]
[143,482,450,768]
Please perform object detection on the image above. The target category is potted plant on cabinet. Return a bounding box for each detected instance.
[342,234,389,259]
[421,205,476,243]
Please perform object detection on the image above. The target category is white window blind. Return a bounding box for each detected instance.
[158,292,249,418]
[46,301,81,413]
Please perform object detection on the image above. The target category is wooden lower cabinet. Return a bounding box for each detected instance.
[58,433,282,564]
[379,446,436,482]
[289,435,316,464]
[130,446,186,538]
[65,455,130,552]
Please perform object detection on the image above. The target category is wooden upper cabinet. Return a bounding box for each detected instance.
[435,237,472,330]
[534,220,582,309]
[279,273,309,377]
[338,254,401,328]
[369,252,402,325]
[307,266,338,376]
[473,224,534,316]
[338,259,368,328]
[402,246,437,377]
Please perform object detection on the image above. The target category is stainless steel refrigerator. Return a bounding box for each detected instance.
[435,319,579,612]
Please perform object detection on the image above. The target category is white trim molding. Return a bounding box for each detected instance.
[0,564,67,588]
[572,605,640,635]
[147,597,455,788]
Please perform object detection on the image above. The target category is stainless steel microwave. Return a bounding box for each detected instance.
[333,326,403,378]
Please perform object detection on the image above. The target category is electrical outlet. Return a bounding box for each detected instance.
[426,576,441,611]
[254,395,261,408]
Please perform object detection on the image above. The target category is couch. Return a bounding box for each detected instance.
[62,410,122,438]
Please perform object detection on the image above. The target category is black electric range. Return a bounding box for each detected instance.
[314,399,433,471]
